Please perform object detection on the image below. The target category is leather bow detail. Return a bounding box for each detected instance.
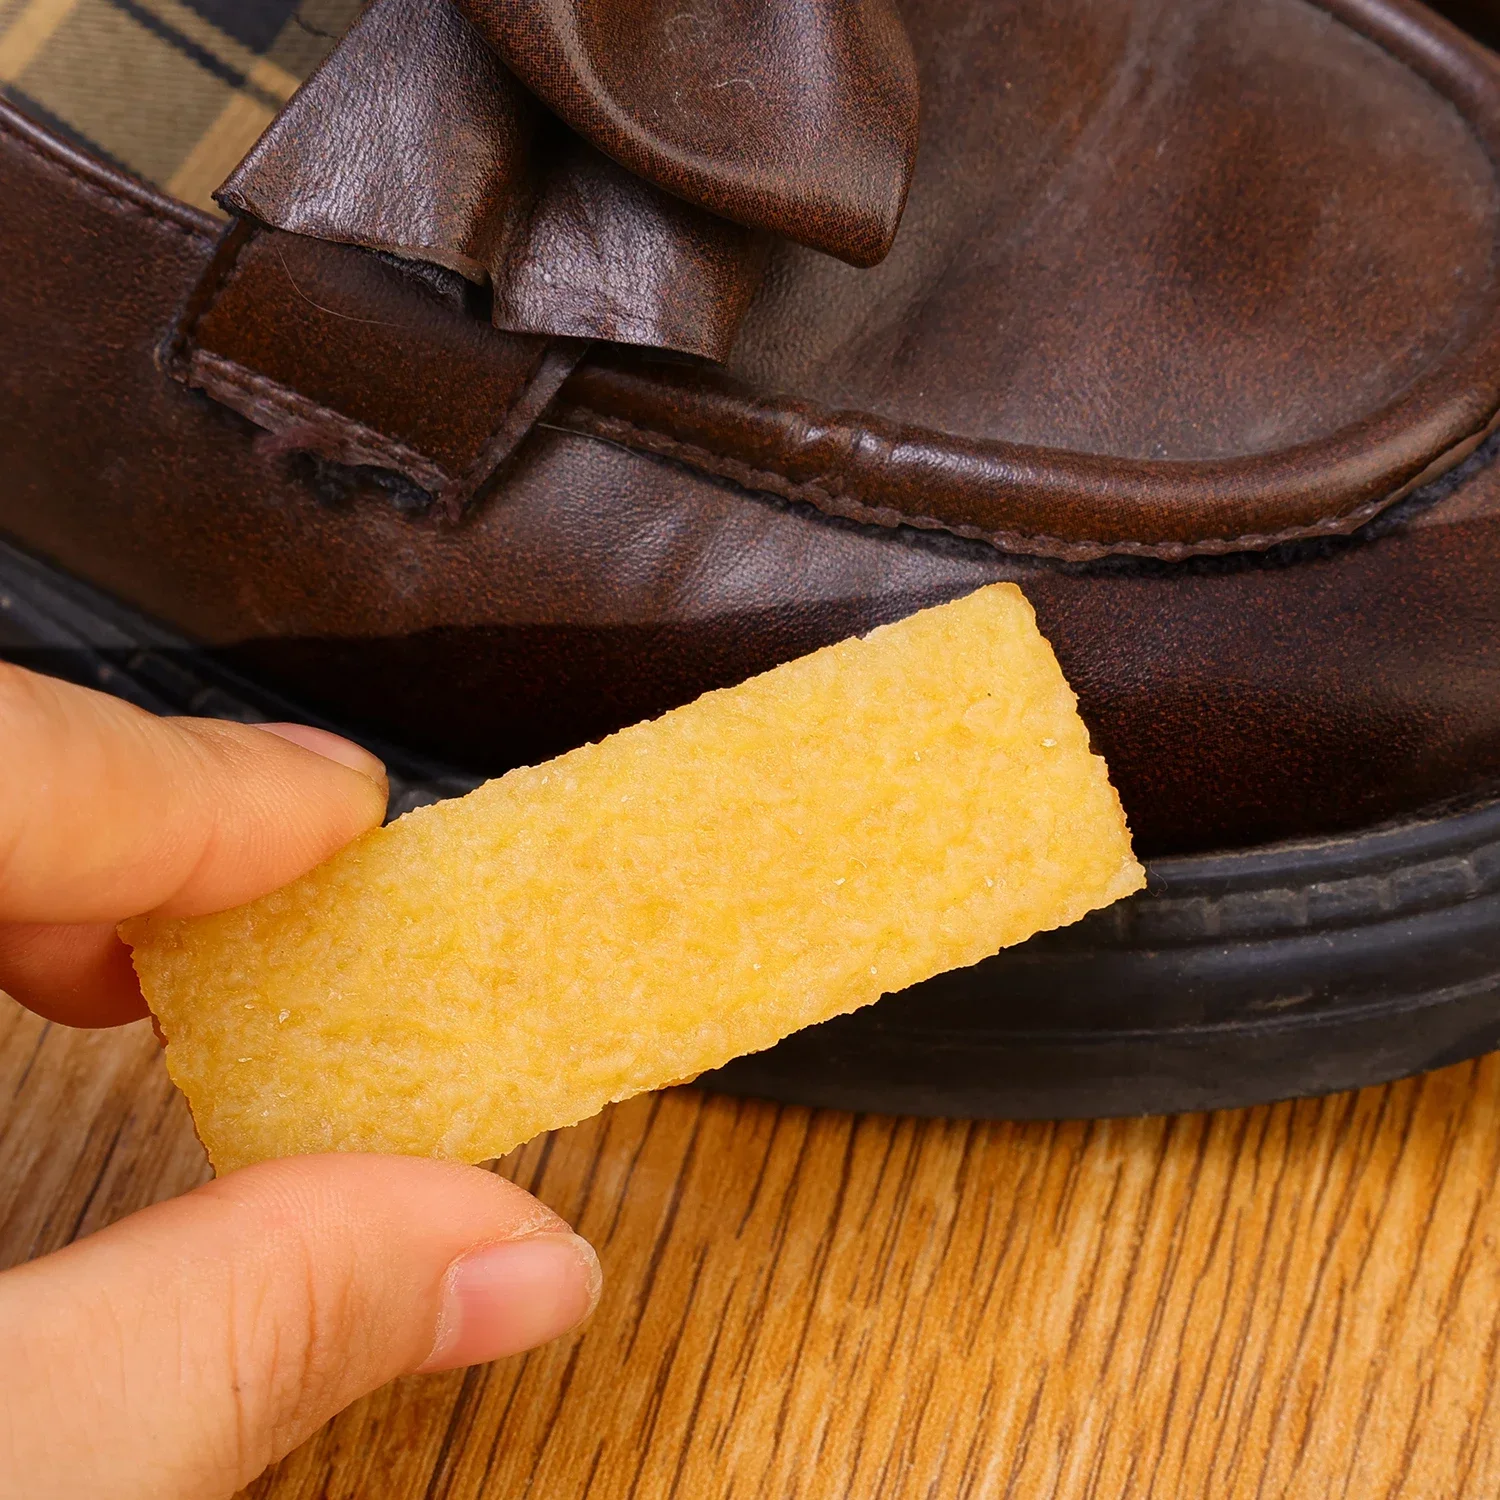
[218,0,919,361]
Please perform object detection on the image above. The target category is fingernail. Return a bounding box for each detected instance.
[254,723,387,782]
[419,1232,602,1372]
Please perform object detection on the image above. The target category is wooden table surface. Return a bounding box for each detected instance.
[6,1001,1500,1497]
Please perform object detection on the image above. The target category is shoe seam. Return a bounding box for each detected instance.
[187,349,453,492]
[0,99,213,245]
[0,97,561,511]
[168,220,563,511]
[555,405,1455,561]
[1,68,1490,555]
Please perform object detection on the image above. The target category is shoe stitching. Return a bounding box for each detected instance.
[188,350,452,494]
[1,73,1492,556]
[168,219,562,512]
[0,100,212,244]
[556,406,1443,562]
[0,99,563,511]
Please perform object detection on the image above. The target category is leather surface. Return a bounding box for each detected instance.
[1,91,1499,857]
[221,0,532,288]
[558,0,1500,556]
[220,0,911,358]
[730,0,1500,456]
[171,218,586,515]
[458,0,919,266]
[219,0,771,360]
[487,125,770,356]
[217,0,1500,558]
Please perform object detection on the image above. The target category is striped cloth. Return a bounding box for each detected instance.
[0,0,361,214]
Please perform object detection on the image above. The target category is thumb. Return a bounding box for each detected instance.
[0,1155,601,1500]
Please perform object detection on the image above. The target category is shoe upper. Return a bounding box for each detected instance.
[0,0,1498,854]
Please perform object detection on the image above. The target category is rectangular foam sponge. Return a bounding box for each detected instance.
[125,584,1144,1172]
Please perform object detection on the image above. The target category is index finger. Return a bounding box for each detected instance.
[0,664,388,925]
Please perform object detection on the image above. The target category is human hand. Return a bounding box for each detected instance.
[0,665,601,1499]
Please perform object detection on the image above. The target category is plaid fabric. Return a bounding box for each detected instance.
[0,0,361,213]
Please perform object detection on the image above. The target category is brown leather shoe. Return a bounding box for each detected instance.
[1,0,1498,1114]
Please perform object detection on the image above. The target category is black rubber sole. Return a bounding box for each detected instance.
[4,537,1498,1118]
[710,793,1500,1116]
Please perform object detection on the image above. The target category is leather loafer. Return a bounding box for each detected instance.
[1,0,1498,1114]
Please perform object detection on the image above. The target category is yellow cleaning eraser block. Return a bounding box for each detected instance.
[125,584,1143,1172]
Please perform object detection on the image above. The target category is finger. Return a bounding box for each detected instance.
[0,665,388,924]
[0,1154,601,1500]
[0,922,146,1027]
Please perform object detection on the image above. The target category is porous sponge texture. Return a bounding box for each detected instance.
[125,584,1143,1172]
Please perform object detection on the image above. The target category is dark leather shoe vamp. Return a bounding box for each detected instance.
[0,0,1497,857]
[739,0,1494,466]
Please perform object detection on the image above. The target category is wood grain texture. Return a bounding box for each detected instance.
[6,998,1500,1497]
